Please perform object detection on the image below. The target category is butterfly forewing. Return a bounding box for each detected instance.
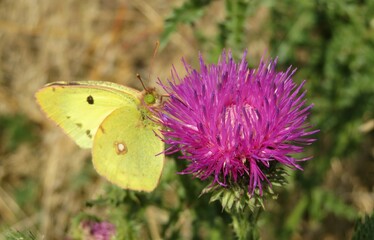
[35,81,141,148]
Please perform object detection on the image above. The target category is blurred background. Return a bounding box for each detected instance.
[0,0,373,239]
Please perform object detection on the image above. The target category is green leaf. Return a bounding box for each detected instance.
[160,0,213,49]
[352,214,374,240]
[3,230,37,240]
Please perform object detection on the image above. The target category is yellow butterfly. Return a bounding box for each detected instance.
[35,81,164,192]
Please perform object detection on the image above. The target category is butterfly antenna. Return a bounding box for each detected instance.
[148,41,160,81]
[137,42,160,93]
[137,74,148,92]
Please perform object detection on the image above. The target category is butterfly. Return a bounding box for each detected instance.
[35,81,164,192]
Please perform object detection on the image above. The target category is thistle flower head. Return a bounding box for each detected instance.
[81,220,116,240]
[159,51,318,195]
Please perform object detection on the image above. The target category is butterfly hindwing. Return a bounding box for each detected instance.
[92,106,164,192]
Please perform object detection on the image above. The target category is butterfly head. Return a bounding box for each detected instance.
[144,91,156,105]
[140,88,161,108]
[139,88,163,126]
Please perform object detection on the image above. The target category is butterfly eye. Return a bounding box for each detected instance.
[144,93,156,105]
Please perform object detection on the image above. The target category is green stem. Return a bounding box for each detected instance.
[231,206,263,240]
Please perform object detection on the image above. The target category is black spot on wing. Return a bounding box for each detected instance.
[86,129,92,138]
[87,95,94,105]
[76,123,82,128]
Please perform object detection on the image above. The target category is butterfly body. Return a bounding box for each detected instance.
[36,81,164,192]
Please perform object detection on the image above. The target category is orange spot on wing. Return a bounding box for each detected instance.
[114,141,127,155]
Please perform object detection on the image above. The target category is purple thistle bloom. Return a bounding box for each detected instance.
[81,220,116,240]
[159,51,318,195]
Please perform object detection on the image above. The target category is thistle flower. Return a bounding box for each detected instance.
[159,51,318,195]
[81,220,116,240]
